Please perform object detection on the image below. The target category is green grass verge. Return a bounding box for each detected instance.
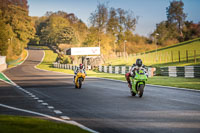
[36,46,200,90]
[8,50,28,68]
[0,73,11,83]
[0,115,89,133]
[36,47,74,74]
[147,76,200,90]
[87,71,200,90]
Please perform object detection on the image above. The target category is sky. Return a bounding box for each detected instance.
[28,0,200,37]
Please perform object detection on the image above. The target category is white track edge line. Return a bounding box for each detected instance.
[1,50,98,133]
[0,103,98,133]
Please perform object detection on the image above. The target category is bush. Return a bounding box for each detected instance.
[63,55,71,64]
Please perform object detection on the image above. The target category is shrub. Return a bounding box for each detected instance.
[63,55,71,64]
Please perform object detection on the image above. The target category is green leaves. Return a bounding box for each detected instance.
[0,1,35,59]
[36,13,82,45]
[0,17,9,55]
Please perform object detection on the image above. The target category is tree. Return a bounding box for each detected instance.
[0,10,10,55]
[89,3,138,53]
[73,19,88,46]
[90,2,108,33]
[166,0,186,37]
[4,4,35,47]
[36,12,83,45]
[106,7,118,35]
[0,0,35,59]
[83,27,99,46]
[183,21,200,41]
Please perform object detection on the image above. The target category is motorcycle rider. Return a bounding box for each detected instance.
[73,64,86,82]
[125,59,148,89]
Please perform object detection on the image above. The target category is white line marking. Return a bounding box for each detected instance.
[48,106,54,109]
[60,116,70,120]
[54,110,62,114]
[26,92,31,94]
[30,95,36,97]
[34,97,39,100]
[0,50,98,133]
[0,103,98,133]
[0,79,12,85]
[41,103,48,106]
[37,100,43,103]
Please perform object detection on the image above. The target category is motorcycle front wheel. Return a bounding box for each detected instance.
[138,84,144,98]
[78,78,82,89]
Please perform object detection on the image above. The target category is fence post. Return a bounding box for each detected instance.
[178,50,180,62]
[186,50,188,62]
[99,66,102,72]
[109,66,112,73]
[169,66,177,77]
[104,66,107,73]
[121,66,126,74]
[115,66,119,74]
[194,50,196,63]
[185,66,194,78]
[171,51,173,62]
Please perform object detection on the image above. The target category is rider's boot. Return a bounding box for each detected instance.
[128,81,132,89]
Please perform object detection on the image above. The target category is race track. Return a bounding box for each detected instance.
[1,49,200,133]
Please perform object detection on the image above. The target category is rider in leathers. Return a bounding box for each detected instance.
[73,64,86,82]
[125,59,148,89]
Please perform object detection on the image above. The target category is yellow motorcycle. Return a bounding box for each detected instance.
[74,70,86,89]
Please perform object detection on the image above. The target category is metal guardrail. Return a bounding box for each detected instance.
[52,62,156,77]
[99,66,155,77]
[53,62,200,78]
[0,56,7,72]
[160,66,200,78]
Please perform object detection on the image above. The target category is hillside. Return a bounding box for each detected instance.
[105,38,200,67]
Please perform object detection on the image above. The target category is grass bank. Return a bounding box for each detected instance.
[36,46,200,90]
[0,115,89,133]
[105,38,200,67]
[36,46,74,74]
[7,50,28,68]
[87,71,200,90]
[0,50,28,82]
[0,73,11,83]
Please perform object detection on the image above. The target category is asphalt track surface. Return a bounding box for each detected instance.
[1,49,200,133]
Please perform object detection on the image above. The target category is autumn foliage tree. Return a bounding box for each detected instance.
[86,3,138,55]
[33,11,88,46]
[0,0,35,60]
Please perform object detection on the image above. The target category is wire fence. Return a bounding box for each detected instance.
[138,50,200,65]
[113,50,200,66]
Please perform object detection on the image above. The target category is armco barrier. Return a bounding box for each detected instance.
[160,66,200,78]
[99,65,155,77]
[53,62,156,77]
[53,62,199,78]
[0,56,7,72]
[194,66,200,77]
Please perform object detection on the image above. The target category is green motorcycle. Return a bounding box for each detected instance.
[130,69,148,97]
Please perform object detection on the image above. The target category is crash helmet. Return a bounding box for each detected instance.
[79,64,83,69]
[136,59,142,67]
